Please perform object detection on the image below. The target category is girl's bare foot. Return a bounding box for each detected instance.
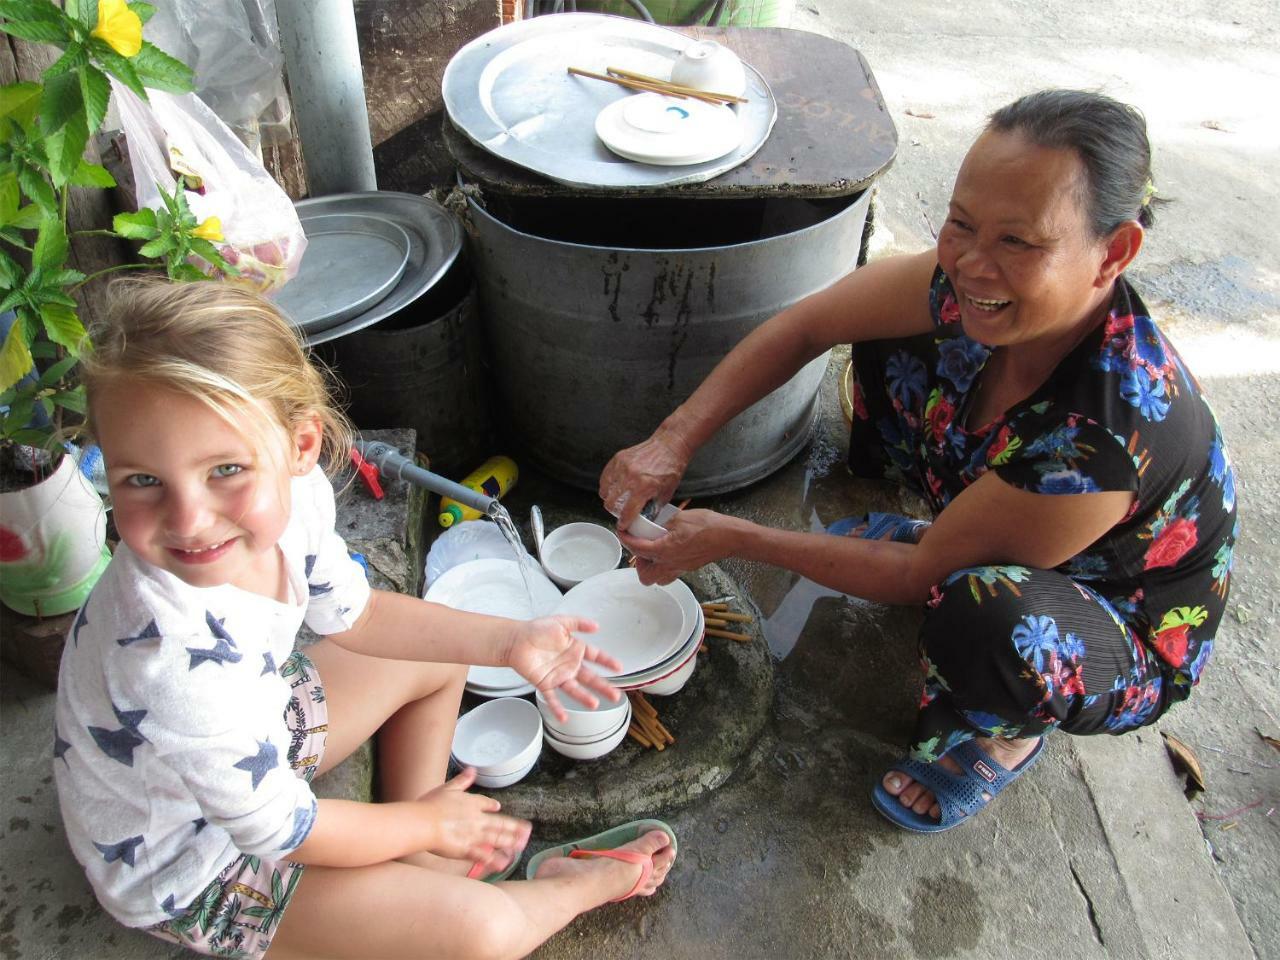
[531,830,675,900]
[882,736,1040,820]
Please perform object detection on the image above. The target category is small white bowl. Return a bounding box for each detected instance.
[544,704,631,745]
[451,697,542,777]
[625,503,680,541]
[544,710,631,760]
[670,41,746,98]
[632,652,697,697]
[536,686,629,740]
[541,522,623,589]
[472,756,537,789]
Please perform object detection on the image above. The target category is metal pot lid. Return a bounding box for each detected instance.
[442,13,777,189]
[282,192,464,346]
[273,212,411,336]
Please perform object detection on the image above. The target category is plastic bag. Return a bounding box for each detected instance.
[424,520,536,591]
[142,0,291,146]
[112,80,305,292]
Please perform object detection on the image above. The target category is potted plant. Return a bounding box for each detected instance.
[0,0,213,617]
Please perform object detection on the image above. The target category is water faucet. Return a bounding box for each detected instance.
[353,441,500,518]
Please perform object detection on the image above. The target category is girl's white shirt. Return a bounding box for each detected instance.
[53,466,370,928]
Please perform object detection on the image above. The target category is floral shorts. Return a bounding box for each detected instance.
[146,650,328,959]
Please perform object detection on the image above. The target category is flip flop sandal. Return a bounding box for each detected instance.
[524,818,677,902]
[466,855,521,883]
[871,738,1046,833]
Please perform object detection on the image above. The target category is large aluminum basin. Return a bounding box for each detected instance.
[466,189,870,496]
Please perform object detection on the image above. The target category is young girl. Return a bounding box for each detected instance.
[54,280,677,960]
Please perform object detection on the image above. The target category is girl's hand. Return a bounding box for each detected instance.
[618,508,737,586]
[416,768,532,863]
[505,615,624,723]
[599,430,693,529]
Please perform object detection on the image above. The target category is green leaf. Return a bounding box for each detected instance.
[16,163,56,211]
[0,171,17,224]
[41,267,86,287]
[4,394,35,430]
[29,340,57,359]
[0,9,71,44]
[37,354,77,386]
[68,159,114,188]
[79,65,110,135]
[67,0,99,28]
[127,2,154,24]
[50,387,86,414]
[32,215,68,272]
[169,262,207,282]
[39,301,86,354]
[112,207,158,239]
[0,246,21,289]
[87,39,146,99]
[137,235,172,258]
[131,42,195,94]
[46,110,89,187]
[9,204,42,229]
[43,43,89,80]
[4,426,55,446]
[0,315,35,392]
[39,71,83,137]
[0,82,42,125]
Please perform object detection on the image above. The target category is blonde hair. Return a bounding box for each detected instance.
[81,279,353,475]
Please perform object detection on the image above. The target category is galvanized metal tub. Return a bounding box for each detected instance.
[466,189,870,496]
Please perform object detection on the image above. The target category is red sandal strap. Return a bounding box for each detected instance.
[569,848,653,902]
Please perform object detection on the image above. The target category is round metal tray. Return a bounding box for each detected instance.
[443,13,777,189]
[286,192,464,346]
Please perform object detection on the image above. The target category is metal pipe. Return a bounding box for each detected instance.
[275,0,376,194]
[354,441,499,517]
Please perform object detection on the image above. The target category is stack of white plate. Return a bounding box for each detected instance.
[553,568,704,697]
[424,558,562,697]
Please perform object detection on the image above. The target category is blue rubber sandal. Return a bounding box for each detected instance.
[871,738,1046,833]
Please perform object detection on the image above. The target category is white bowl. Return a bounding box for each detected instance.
[472,756,537,790]
[543,702,631,745]
[670,40,747,98]
[553,568,688,676]
[535,686,629,739]
[543,711,632,760]
[541,522,622,589]
[451,697,542,777]
[625,502,680,541]
[631,650,698,696]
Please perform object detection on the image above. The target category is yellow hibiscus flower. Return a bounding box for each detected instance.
[91,0,143,58]
[190,217,224,242]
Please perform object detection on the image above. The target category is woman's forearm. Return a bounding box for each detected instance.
[726,518,931,606]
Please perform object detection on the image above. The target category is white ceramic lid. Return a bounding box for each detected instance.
[595,93,742,166]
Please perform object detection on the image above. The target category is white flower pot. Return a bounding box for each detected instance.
[0,456,111,617]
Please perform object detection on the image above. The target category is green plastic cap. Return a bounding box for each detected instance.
[438,504,463,528]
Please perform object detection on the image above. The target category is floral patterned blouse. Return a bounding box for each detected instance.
[852,267,1237,704]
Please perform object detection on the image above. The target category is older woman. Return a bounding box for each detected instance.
[599,90,1237,833]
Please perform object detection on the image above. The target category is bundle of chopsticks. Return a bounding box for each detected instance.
[701,599,753,643]
[568,66,748,105]
[628,692,674,750]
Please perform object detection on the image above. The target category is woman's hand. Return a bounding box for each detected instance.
[415,768,532,863]
[618,508,739,586]
[504,615,624,722]
[599,429,694,529]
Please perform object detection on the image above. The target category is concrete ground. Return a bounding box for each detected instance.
[3,1,1278,959]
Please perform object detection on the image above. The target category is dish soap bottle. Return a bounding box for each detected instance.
[438,455,519,528]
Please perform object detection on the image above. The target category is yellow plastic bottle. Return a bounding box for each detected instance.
[438,455,519,528]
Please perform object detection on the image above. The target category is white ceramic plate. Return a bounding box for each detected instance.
[617,604,703,685]
[595,93,742,166]
[553,568,687,676]
[425,558,561,691]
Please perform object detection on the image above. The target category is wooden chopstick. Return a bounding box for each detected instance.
[607,67,748,104]
[711,610,753,623]
[567,66,690,100]
[706,627,751,643]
